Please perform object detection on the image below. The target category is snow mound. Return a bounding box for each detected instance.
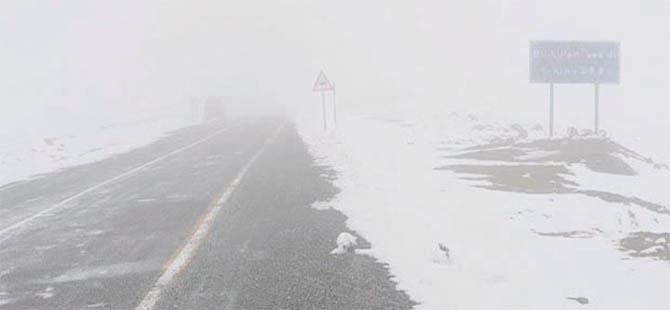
[330,232,357,254]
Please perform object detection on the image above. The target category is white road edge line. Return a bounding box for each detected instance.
[135,124,284,310]
[0,121,243,240]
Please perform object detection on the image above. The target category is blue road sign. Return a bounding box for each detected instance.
[530,41,620,84]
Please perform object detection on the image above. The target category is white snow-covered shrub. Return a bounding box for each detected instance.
[330,232,358,254]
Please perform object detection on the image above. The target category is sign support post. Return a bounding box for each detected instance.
[594,83,600,134]
[530,41,619,138]
[549,83,554,138]
[332,82,337,126]
[321,91,327,130]
[312,70,335,130]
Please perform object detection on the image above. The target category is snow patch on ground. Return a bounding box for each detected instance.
[0,112,198,187]
[46,260,161,283]
[330,232,358,254]
[36,287,55,299]
[0,297,12,306]
[295,107,670,310]
[85,302,107,308]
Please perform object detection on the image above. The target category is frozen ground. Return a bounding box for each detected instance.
[0,111,199,187]
[295,106,670,310]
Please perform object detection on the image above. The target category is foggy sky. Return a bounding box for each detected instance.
[1,0,669,134]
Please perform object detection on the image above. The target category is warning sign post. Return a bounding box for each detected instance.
[312,71,336,129]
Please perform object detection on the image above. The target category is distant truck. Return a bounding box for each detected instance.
[203,96,227,121]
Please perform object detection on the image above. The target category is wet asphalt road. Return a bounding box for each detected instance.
[0,117,413,309]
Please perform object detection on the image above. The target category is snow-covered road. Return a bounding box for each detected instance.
[0,117,413,309]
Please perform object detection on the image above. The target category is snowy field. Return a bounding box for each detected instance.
[296,106,670,310]
[0,109,200,188]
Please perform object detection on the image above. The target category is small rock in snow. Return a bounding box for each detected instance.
[438,243,450,256]
[330,232,357,254]
[566,296,589,305]
[432,243,451,264]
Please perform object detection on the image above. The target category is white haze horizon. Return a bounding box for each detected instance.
[1,0,669,159]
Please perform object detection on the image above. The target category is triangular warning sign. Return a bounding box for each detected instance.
[312,71,334,92]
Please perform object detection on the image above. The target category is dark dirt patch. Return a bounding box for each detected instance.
[620,232,670,260]
[438,138,670,215]
[447,138,641,176]
[437,164,577,194]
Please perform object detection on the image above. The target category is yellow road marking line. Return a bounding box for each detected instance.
[162,194,220,271]
[135,124,284,310]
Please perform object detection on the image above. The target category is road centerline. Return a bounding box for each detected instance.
[135,124,284,310]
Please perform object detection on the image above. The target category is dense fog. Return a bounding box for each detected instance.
[3,2,670,309]
[1,0,669,134]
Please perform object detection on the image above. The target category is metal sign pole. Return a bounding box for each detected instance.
[332,83,337,126]
[530,41,619,138]
[549,83,554,138]
[313,70,335,130]
[321,91,327,130]
[594,83,600,134]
